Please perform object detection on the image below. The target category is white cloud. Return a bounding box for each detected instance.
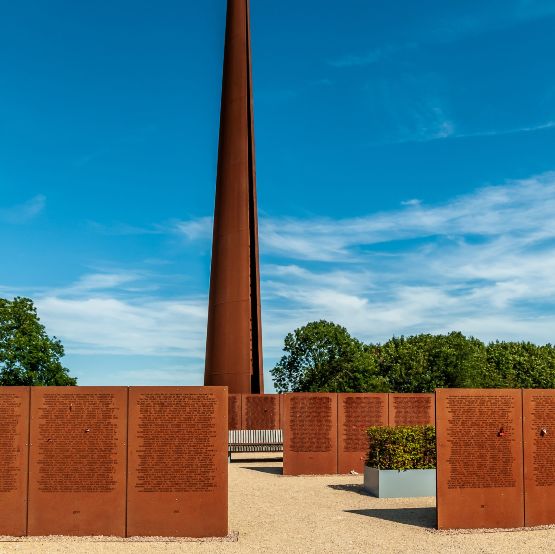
[329,47,390,68]
[175,217,212,241]
[0,195,46,223]
[71,272,141,291]
[36,293,207,358]
[6,172,555,386]
[256,172,555,347]
[401,199,422,207]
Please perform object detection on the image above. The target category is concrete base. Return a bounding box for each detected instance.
[363,466,436,498]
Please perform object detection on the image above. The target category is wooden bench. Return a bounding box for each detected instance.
[228,429,283,461]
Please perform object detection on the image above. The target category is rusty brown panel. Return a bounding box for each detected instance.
[228,394,242,430]
[436,388,524,530]
[242,394,280,430]
[523,389,555,526]
[337,393,388,474]
[27,387,127,537]
[283,393,338,476]
[127,387,228,538]
[0,387,30,536]
[388,393,435,426]
[279,394,284,428]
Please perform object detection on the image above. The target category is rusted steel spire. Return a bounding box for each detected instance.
[204,0,264,394]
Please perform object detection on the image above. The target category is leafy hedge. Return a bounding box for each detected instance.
[366,425,436,471]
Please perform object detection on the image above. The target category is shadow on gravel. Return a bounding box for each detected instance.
[345,507,436,529]
[242,466,283,475]
[229,456,283,463]
[328,484,371,496]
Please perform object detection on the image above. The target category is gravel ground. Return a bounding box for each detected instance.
[2,453,554,553]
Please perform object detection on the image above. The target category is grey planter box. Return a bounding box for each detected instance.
[363,466,436,498]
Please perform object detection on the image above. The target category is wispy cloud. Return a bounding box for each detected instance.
[329,4,555,71]
[515,0,555,20]
[261,172,555,347]
[37,292,207,358]
[363,74,456,144]
[87,221,165,236]
[390,119,555,145]
[329,42,420,68]
[174,171,555,353]
[175,217,212,241]
[6,172,555,387]
[176,172,555,263]
[0,195,46,224]
[454,121,555,140]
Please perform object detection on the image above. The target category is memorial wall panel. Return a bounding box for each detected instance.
[337,393,388,474]
[0,387,30,536]
[523,389,555,527]
[283,393,337,475]
[228,394,242,430]
[436,388,524,530]
[279,394,284,429]
[242,394,280,430]
[388,393,435,426]
[127,387,228,537]
[27,387,127,536]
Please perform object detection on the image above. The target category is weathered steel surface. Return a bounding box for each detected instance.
[27,387,127,536]
[0,387,30,536]
[242,394,280,430]
[279,394,284,429]
[337,393,388,474]
[283,393,338,475]
[228,394,242,430]
[388,393,435,426]
[523,389,555,527]
[436,388,524,530]
[127,387,228,538]
[204,0,263,394]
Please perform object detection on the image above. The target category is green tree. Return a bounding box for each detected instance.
[0,297,77,386]
[485,341,555,389]
[375,332,487,392]
[271,320,388,393]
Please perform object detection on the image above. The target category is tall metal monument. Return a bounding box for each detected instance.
[204,0,264,394]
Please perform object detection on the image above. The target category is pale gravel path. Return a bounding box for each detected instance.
[2,453,553,553]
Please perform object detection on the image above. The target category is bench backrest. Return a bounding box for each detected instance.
[228,429,283,445]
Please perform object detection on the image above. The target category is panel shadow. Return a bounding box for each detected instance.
[241,466,283,475]
[345,507,436,529]
[328,484,371,496]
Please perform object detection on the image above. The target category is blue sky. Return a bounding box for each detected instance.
[1,0,555,389]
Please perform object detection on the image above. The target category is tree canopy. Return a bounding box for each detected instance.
[271,320,388,393]
[0,297,77,386]
[272,321,555,393]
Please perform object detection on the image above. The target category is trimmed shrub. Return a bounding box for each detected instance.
[366,425,436,471]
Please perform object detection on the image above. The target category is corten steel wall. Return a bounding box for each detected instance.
[436,388,524,530]
[0,386,228,538]
[0,387,29,536]
[228,393,242,430]
[28,387,128,536]
[241,394,280,430]
[205,0,263,395]
[388,393,435,426]
[523,389,555,527]
[127,387,228,538]
[283,393,338,476]
[337,393,388,474]
[281,392,436,476]
[227,393,281,430]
